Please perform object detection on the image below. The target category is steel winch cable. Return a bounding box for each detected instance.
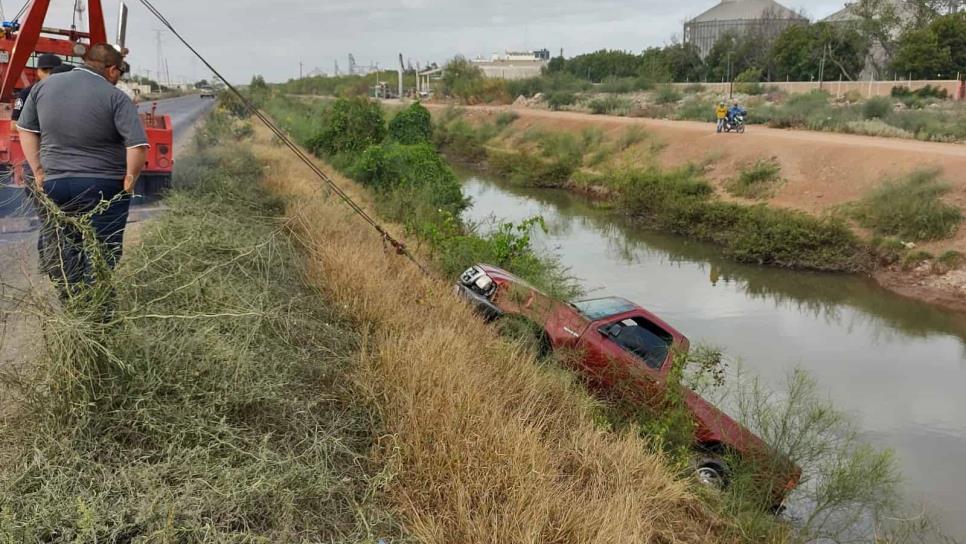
[134,0,434,278]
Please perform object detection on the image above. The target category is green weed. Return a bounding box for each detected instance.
[0,117,394,541]
[850,168,961,241]
[902,250,934,270]
[726,158,784,200]
[863,96,893,120]
[937,250,965,269]
[616,126,649,151]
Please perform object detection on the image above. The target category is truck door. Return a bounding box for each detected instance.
[579,316,672,402]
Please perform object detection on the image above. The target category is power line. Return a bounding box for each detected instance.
[134,0,433,278]
[12,0,29,21]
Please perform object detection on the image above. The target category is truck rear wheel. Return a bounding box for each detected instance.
[693,455,730,489]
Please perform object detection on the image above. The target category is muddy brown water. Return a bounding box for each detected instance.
[460,170,966,539]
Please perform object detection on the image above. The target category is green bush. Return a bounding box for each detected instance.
[308,96,386,156]
[547,91,577,110]
[489,150,577,187]
[587,96,633,115]
[727,158,784,199]
[850,169,961,241]
[654,85,683,104]
[433,109,498,162]
[863,97,893,120]
[891,85,948,100]
[352,142,468,215]
[388,102,433,144]
[613,166,868,271]
[675,98,714,122]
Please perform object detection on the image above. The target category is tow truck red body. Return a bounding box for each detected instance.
[457,263,800,508]
[0,0,172,193]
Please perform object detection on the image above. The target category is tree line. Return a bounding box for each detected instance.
[542,4,966,84]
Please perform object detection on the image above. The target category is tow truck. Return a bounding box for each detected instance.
[0,0,173,196]
[457,263,801,510]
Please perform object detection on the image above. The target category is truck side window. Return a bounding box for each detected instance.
[605,317,674,370]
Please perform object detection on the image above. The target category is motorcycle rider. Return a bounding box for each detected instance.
[727,101,747,130]
[715,102,728,133]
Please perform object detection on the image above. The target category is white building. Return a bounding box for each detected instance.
[472,49,550,80]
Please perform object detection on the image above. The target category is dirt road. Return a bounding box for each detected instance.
[434,104,966,311]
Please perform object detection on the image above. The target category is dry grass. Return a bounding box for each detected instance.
[250,125,748,543]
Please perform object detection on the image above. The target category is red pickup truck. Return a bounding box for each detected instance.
[457,264,800,508]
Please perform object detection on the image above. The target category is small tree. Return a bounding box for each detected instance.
[388,102,433,145]
[770,23,869,81]
[441,56,485,102]
[309,96,386,156]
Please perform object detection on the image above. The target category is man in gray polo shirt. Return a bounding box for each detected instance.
[17,43,148,299]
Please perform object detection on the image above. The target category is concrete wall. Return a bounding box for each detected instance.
[477,63,546,81]
[670,79,964,99]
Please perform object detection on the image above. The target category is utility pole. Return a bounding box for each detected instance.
[154,29,164,88]
[727,51,734,99]
[818,43,827,91]
[299,60,303,79]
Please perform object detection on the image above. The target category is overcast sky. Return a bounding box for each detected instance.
[35,0,848,84]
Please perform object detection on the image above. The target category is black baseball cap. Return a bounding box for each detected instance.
[50,64,74,75]
[36,54,62,70]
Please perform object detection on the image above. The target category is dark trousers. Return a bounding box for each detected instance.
[39,177,131,294]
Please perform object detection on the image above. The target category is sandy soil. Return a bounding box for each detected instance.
[434,104,966,312]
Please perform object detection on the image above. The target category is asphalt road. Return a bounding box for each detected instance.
[139,94,217,146]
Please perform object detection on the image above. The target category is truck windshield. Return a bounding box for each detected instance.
[572,298,636,320]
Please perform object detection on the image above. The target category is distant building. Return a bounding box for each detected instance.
[821,1,916,78]
[684,0,808,58]
[822,0,915,27]
[472,50,550,80]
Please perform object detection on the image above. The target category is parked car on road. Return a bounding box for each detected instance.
[457,263,800,509]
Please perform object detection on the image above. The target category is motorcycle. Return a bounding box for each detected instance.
[724,114,746,134]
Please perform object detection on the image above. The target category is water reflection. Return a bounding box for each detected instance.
[460,170,966,539]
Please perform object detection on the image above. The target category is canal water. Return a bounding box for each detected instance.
[460,171,966,539]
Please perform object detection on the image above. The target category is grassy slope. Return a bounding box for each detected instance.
[250,125,754,543]
[0,125,393,541]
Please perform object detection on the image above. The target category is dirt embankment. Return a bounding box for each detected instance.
[433,104,966,313]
